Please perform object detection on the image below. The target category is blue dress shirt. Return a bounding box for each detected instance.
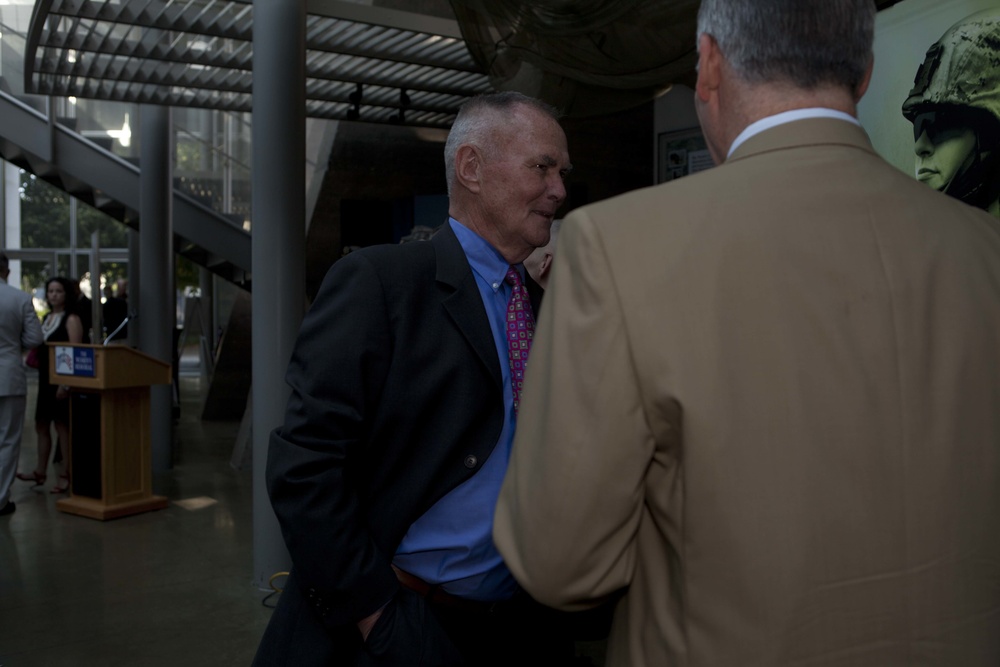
[392,218,521,601]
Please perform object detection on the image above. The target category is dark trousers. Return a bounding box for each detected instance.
[357,587,576,666]
[251,571,610,666]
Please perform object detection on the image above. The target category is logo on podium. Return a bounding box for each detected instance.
[54,346,96,378]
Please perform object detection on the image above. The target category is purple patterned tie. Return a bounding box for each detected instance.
[504,265,535,415]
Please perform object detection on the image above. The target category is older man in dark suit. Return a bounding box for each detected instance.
[254,91,573,666]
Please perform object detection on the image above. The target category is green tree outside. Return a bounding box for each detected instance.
[17,169,198,296]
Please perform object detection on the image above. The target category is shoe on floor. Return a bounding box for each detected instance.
[15,470,46,486]
[0,501,15,516]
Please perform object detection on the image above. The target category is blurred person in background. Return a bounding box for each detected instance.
[17,277,83,494]
[103,278,129,343]
[67,277,93,343]
[0,253,44,516]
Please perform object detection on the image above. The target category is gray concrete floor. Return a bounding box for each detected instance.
[0,362,273,666]
[0,354,609,666]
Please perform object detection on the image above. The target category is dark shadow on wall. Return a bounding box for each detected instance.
[306,122,450,302]
[305,98,655,303]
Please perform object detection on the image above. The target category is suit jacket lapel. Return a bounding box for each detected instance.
[433,223,503,389]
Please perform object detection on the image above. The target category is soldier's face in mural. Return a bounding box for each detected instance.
[901,10,1000,216]
[912,111,977,192]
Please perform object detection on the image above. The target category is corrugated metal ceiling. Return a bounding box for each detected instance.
[25,0,493,128]
[24,0,911,128]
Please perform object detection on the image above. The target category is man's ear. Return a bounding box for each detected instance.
[539,252,554,278]
[695,33,722,104]
[455,144,482,194]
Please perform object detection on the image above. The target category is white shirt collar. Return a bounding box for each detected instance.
[727,108,861,159]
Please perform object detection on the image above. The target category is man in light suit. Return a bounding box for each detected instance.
[254,91,575,665]
[0,253,44,516]
[494,1,1000,665]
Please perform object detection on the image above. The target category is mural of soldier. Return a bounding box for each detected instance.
[902,9,1000,217]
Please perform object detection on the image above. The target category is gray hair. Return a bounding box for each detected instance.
[444,91,562,196]
[696,0,875,91]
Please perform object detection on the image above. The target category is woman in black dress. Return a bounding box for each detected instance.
[16,277,83,493]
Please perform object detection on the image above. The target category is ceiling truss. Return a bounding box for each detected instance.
[25,0,493,128]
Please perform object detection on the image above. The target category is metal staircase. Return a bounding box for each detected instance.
[0,88,251,289]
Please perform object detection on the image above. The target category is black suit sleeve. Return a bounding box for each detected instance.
[266,252,400,630]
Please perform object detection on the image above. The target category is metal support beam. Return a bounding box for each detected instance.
[251,0,304,589]
[127,226,138,348]
[69,198,78,279]
[139,104,174,473]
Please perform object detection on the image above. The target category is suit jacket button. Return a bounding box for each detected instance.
[464,455,478,469]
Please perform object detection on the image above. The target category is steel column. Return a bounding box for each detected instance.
[251,0,305,588]
[139,104,175,473]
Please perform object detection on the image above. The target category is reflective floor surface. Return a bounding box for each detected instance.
[0,362,608,666]
[0,368,274,666]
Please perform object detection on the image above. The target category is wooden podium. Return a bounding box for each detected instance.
[50,343,171,520]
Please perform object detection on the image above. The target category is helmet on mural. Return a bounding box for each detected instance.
[902,9,1000,208]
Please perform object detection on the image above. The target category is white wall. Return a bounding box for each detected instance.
[654,84,699,136]
[652,84,702,180]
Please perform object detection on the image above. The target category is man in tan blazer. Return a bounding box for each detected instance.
[494,1,1000,665]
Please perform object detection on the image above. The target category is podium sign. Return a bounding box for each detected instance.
[50,344,171,520]
[54,345,96,377]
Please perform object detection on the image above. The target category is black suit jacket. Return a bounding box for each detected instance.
[254,223,543,664]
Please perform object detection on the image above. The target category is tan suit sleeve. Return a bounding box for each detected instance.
[494,208,656,611]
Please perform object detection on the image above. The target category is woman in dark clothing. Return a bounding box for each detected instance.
[15,277,83,493]
[67,277,93,344]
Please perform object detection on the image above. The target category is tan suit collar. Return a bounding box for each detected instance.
[727,117,875,163]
